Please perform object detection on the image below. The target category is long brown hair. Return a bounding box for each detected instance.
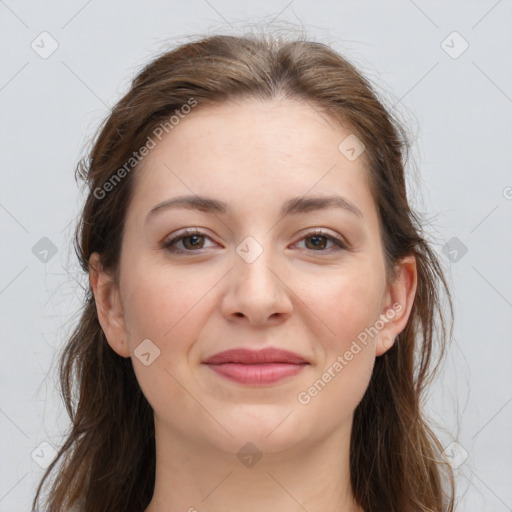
[33,32,455,512]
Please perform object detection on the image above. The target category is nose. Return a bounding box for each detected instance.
[220,240,293,326]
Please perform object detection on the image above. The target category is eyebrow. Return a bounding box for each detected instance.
[145,194,363,223]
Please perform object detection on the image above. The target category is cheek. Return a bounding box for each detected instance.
[292,266,382,421]
[121,259,212,343]
[298,263,385,349]
[120,260,225,407]
[295,342,375,442]
[120,265,215,417]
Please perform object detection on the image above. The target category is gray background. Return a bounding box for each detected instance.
[1,1,511,510]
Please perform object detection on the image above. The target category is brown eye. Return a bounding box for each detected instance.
[181,234,205,250]
[295,230,346,252]
[163,229,216,253]
[304,234,329,250]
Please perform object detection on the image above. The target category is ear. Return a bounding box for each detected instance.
[376,255,417,356]
[89,252,130,358]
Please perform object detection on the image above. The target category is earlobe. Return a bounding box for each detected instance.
[376,255,417,356]
[89,252,130,358]
[383,336,394,349]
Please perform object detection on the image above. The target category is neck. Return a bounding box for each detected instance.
[145,417,362,512]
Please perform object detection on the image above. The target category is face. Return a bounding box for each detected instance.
[91,98,416,457]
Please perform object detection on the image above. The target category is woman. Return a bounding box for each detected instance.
[33,33,455,512]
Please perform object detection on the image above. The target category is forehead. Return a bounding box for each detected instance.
[129,97,375,222]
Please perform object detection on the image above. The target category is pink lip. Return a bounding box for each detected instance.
[202,348,309,385]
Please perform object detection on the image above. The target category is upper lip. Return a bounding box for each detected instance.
[203,348,308,365]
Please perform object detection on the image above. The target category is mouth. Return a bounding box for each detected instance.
[202,347,309,385]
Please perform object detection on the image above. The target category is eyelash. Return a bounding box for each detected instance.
[162,228,348,254]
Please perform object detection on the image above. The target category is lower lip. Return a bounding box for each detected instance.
[205,363,308,385]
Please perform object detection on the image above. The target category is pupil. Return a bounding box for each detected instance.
[308,235,326,250]
[185,235,203,249]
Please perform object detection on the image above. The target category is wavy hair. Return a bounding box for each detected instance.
[33,32,455,512]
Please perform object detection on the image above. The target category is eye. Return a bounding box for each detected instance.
[162,228,348,255]
[294,229,347,252]
[162,228,217,253]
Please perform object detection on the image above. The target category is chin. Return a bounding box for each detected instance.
[203,405,310,454]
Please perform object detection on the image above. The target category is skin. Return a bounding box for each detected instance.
[89,97,417,512]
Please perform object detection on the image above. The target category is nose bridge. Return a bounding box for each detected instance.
[222,233,292,323]
[235,233,279,295]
